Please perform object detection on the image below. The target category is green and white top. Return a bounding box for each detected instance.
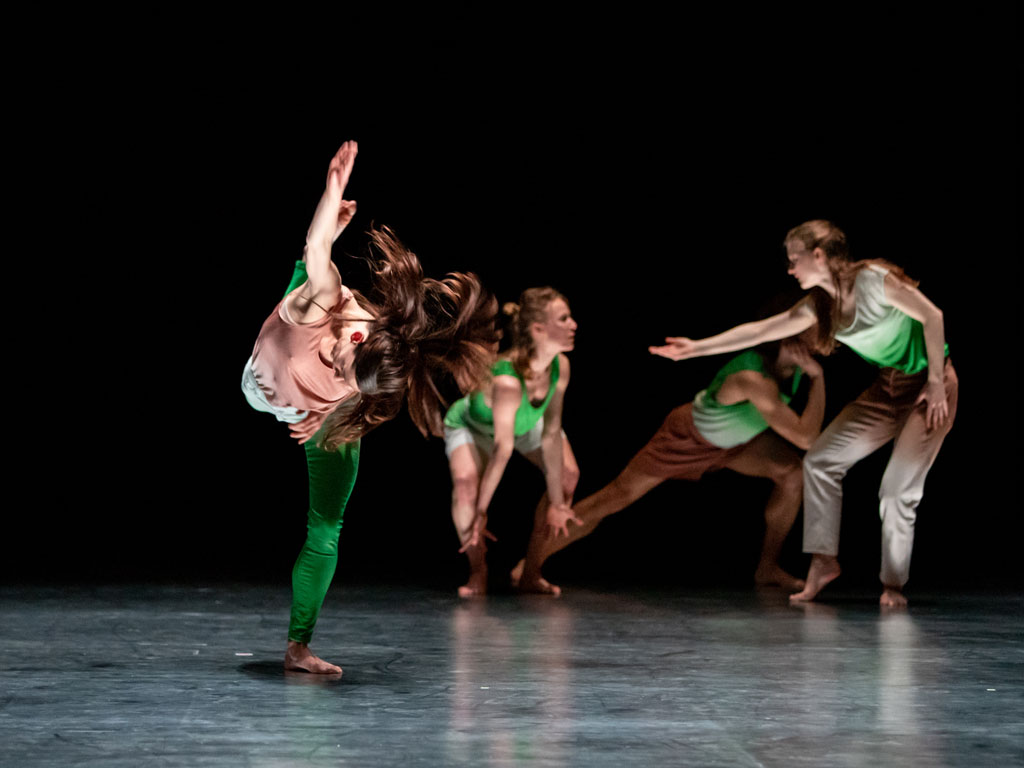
[691,350,803,449]
[835,264,948,374]
[444,357,561,437]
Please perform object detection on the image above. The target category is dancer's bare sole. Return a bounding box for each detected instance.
[754,564,806,592]
[285,641,343,675]
[879,586,908,608]
[789,555,841,603]
[458,569,488,598]
[516,573,562,597]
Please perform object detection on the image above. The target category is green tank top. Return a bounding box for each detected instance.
[690,350,803,449]
[444,356,561,437]
[835,265,948,374]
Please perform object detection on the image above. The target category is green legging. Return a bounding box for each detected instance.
[277,260,361,644]
[289,437,360,643]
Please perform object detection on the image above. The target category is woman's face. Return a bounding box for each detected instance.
[534,298,577,352]
[785,241,828,290]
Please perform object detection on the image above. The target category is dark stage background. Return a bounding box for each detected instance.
[10,9,1020,592]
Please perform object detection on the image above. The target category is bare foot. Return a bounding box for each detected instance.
[516,573,561,596]
[285,641,343,675]
[754,563,806,592]
[880,586,908,608]
[509,559,525,589]
[458,567,488,598]
[789,555,841,603]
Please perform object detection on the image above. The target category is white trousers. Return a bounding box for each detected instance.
[802,359,958,587]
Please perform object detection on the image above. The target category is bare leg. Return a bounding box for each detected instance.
[722,432,806,591]
[457,543,489,598]
[516,436,582,595]
[517,448,666,592]
[449,442,488,597]
[285,641,343,675]
[789,554,842,602]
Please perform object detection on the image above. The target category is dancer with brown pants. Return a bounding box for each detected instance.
[651,220,956,607]
[519,337,825,594]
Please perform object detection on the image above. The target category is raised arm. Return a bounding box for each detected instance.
[650,299,817,361]
[289,141,359,324]
[882,274,949,430]
[725,348,826,450]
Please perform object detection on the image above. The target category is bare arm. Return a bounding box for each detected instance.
[727,353,825,450]
[539,355,570,507]
[288,141,359,324]
[649,300,817,360]
[539,356,582,537]
[472,375,523,520]
[883,274,949,429]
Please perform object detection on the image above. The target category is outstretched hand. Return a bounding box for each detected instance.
[915,378,949,431]
[649,337,698,360]
[459,514,497,552]
[546,502,583,539]
[308,141,359,250]
[326,140,358,192]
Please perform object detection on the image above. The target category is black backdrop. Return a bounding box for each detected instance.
[10,9,1020,591]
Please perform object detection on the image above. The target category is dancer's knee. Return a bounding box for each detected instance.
[451,470,479,509]
[878,484,922,523]
[774,458,803,496]
[304,508,344,554]
[803,446,843,482]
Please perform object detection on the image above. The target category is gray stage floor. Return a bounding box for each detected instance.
[1,583,1021,767]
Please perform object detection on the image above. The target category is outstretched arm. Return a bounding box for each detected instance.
[883,274,949,430]
[290,141,359,324]
[650,300,817,360]
[729,349,826,450]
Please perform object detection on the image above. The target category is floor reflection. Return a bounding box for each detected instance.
[447,600,574,766]
[875,611,949,765]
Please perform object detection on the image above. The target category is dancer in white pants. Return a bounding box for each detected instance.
[651,220,956,607]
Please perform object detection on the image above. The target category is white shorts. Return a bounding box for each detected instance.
[444,419,547,460]
[241,356,309,424]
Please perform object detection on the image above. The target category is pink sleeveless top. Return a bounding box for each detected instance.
[249,287,358,442]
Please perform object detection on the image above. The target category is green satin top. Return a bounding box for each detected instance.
[444,356,561,437]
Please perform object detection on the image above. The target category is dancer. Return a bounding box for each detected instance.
[444,287,582,597]
[519,336,825,593]
[651,220,956,607]
[242,141,497,672]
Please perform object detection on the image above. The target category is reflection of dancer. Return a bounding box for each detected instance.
[523,338,825,593]
[444,288,581,596]
[242,142,496,672]
[652,220,956,607]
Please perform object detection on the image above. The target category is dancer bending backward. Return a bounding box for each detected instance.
[523,336,826,593]
[242,142,497,673]
[444,288,582,597]
[651,220,956,607]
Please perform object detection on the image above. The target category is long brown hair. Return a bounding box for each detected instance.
[784,219,918,354]
[318,227,498,450]
[501,286,568,380]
